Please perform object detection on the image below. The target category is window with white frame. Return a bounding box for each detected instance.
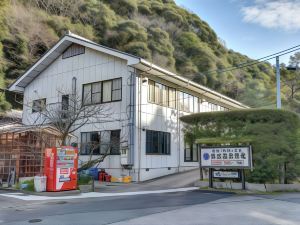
[82,78,122,105]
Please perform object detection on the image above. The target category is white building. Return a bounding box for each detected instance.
[9,33,248,182]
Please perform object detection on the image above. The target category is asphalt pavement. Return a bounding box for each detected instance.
[0,189,232,225]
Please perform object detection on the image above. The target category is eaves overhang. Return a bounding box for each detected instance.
[133,59,249,109]
[8,33,140,93]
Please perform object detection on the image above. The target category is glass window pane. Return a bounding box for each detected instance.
[185,148,191,161]
[83,84,92,105]
[112,78,121,90]
[110,130,120,154]
[168,88,176,108]
[192,144,198,161]
[162,86,168,106]
[146,130,152,153]
[155,83,162,105]
[148,80,155,102]
[92,82,101,93]
[194,97,198,113]
[183,93,189,112]
[152,131,159,153]
[92,92,101,104]
[112,78,122,101]
[102,81,112,102]
[189,95,194,112]
[112,90,121,101]
[179,92,184,111]
[100,131,110,154]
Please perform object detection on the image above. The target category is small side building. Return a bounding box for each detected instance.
[0,111,61,183]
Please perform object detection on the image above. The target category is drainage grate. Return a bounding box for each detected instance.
[28,219,42,223]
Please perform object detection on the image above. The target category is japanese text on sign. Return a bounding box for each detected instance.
[200,146,252,168]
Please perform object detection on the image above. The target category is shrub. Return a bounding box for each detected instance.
[78,175,92,185]
[181,109,300,184]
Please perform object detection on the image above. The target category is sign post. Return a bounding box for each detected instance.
[199,146,252,190]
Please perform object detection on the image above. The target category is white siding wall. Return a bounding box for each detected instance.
[23,47,132,178]
[22,46,233,182]
[133,76,225,181]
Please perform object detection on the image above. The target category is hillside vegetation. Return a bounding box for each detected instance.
[0,0,277,111]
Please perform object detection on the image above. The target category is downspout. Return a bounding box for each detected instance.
[129,70,136,166]
[137,73,142,182]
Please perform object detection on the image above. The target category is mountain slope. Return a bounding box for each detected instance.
[0,0,276,111]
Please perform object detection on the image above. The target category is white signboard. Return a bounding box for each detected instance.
[200,146,252,168]
[213,171,239,179]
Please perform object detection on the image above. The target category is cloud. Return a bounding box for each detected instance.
[242,0,300,31]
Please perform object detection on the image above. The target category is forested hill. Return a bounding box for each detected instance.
[0,0,276,111]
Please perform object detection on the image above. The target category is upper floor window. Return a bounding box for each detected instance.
[32,98,46,113]
[178,92,196,113]
[82,78,122,105]
[148,80,176,108]
[62,44,85,59]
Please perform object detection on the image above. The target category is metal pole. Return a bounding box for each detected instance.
[209,168,213,188]
[276,56,281,109]
[241,169,246,190]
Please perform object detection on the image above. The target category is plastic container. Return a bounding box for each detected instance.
[88,168,99,180]
[34,176,47,192]
[99,171,106,182]
[20,183,28,190]
[105,175,111,182]
[122,176,132,183]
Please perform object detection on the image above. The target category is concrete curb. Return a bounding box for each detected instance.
[195,181,300,192]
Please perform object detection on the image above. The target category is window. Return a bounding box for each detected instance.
[148,80,176,108]
[110,130,121,154]
[179,92,194,113]
[61,95,69,118]
[148,80,155,102]
[154,82,163,105]
[62,44,85,59]
[211,103,218,111]
[32,98,46,113]
[80,130,121,155]
[102,80,112,102]
[146,130,170,155]
[184,143,198,162]
[112,78,122,101]
[82,78,122,105]
[92,82,102,104]
[62,95,69,111]
[168,87,176,108]
[194,97,199,113]
[81,132,100,155]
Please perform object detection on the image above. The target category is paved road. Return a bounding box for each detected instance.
[1,190,300,225]
[0,190,231,225]
[95,169,201,192]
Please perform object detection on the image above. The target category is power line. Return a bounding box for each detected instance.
[202,44,300,76]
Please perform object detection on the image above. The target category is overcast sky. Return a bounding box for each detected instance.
[175,0,300,64]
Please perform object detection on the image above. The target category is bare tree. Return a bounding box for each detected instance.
[23,89,127,170]
[32,90,111,146]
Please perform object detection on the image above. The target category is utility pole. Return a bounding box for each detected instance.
[276,56,281,109]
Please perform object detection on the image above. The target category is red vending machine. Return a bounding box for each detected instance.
[44,146,78,192]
